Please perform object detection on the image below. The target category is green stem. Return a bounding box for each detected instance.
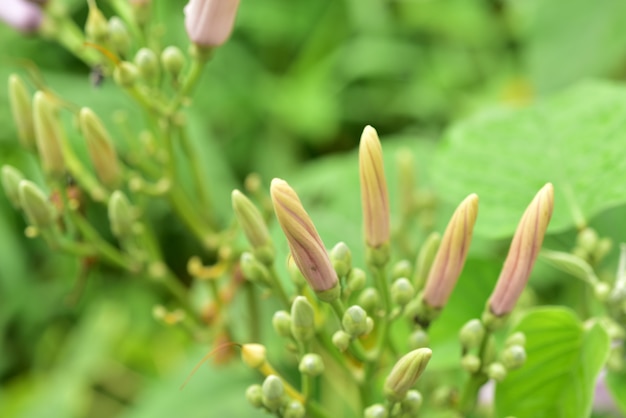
[458,328,492,414]
[246,282,261,342]
[268,266,292,308]
[167,52,211,113]
[167,187,216,249]
[46,14,100,67]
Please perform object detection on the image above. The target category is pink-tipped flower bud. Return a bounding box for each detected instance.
[422,194,479,308]
[359,125,390,248]
[184,0,240,47]
[0,0,43,33]
[270,178,339,302]
[488,183,554,316]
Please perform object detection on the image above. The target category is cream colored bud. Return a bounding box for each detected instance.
[33,91,64,176]
[18,180,55,228]
[79,108,122,188]
[384,348,432,402]
[232,189,272,250]
[8,74,35,149]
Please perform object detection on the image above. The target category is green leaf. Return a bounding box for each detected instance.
[432,81,626,238]
[495,307,610,418]
[605,370,626,414]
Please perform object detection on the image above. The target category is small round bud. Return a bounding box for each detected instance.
[342,305,369,337]
[283,400,306,418]
[299,353,324,376]
[272,310,292,338]
[240,252,271,285]
[113,62,138,87]
[291,296,315,343]
[459,319,486,350]
[401,390,423,414]
[594,238,613,262]
[241,344,267,369]
[134,48,160,83]
[501,345,526,370]
[577,228,598,253]
[505,332,526,348]
[391,278,415,307]
[364,404,388,418]
[332,330,351,352]
[108,17,131,57]
[594,282,611,302]
[261,375,284,412]
[245,384,263,408]
[392,260,412,280]
[347,268,366,293]
[487,362,507,382]
[358,287,380,314]
[330,241,352,278]
[461,354,481,373]
[408,329,429,349]
[161,46,186,78]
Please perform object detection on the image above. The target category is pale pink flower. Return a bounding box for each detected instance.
[0,0,42,33]
[184,0,240,47]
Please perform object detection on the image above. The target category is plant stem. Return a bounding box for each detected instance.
[458,328,492,414]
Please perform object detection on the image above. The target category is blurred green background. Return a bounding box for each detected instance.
[2,0,626,417]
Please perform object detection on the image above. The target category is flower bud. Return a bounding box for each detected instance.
[272,310,292,338]
[501,345,526,370]
[384,348,432,402]
[459,319,486,350]
[241,343,266,369]
[330,241,352,278]
[342,305,369,337]
[392,260,412,281]
[33,91,64,176]
[358,287,380,314]
[347,268,366,293]
[423,194,478,309]
[108,17,131,57]
[261,375,284,412]
[161,46,185,78]
[283,401,306,418]
[271,178,339,302]
[134,48,160,84]
[593,238,612,263]
[108,190,134,238]
[291,296,315,343]
[232,189,273,256]
[0,0,43,33]
[8,74,35,149]
[332,330,351,352]
[408,329,429,349]
[1,165,25,209]
[488,184,554,316]
[240,252,271,285]
[85,0,109,43]
[505,332,526,347]
[113,62,139,87]
[413,231,441,290]
[487,362,507,382]
[541,249,599,284]
[401,390,423,414]
[359,125,390,248]
[18,180,55,228]
[299,353,324,376]
[79,108,122,188]
[594,282,611,302]
[364,404,388,418]
[461,354,481,373]
[576,227,598,254]
[391,278,415,307]
[184,0,240,47]
[245,384,263,408]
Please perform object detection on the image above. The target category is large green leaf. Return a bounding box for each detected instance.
[432,81,626,238]
[495,307,610,418]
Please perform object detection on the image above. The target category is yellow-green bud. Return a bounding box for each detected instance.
[401,390,423,414]
[342,305,369,337]
[283,401,306,418]
[231,189,273,255]
[79,108,122,188]
[501,345,526,370]
[358,287,380,314]
[241,343,266,369]
[33,91,64,176]
[245,384,263,408]
[505,332,526,347]
[392,260,412,280]
[459,319,486,350]
[594,282,611,302]
[108,191,134,239]
[408,329,429,349]
[332,330,351,352]
[261,375,284,412]
[577,227,598,253]
[384,348,432,402]
[461,354,481,373]
[134,47,160,84]
[1,165,25,209]
[347,268,366,293]
[330,241,352,278]
[161,46,185,78]
[272,310,292,338]
[85,0,109,43]
[364,404,388,418]
[594,238,612,263]
[298,353,324,376]
[8,74,35,149]
[413,231,441,291]
[487,362,507,382]
[391,278,415,307]
[108,17,131,57]
[541,249,599,284]
[240,252,271,285]
[18,180,55,228]
[113,62,139,87]
[291,296,315,343]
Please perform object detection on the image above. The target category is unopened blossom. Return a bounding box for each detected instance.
[422,194,479,308]
[184,0,240,47]
[488,183,554,316]
[0,0,43,33]
[359,125,390,248]
[384,348,432,402]
[270,178,339,301]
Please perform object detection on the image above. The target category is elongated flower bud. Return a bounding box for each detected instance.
[184,0,240,47]
[488,183,554,316]
[359,125,390,248]
[85,0,108,43]
[18,180,55,228]
[108,17,131,57]
[0,0,43,33]
[384,348,432,402]
[79,108,122,188]
[108,190,133,238]
[270,178,339,302]
[422,194,478,308]
[1,165,25,209]
[8,74,35,149]
[33,91,65,176]
[232,189,272,251]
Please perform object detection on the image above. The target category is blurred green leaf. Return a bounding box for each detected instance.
[432,80,626,238]
[605,370,626,414]
[495,308,610,417]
